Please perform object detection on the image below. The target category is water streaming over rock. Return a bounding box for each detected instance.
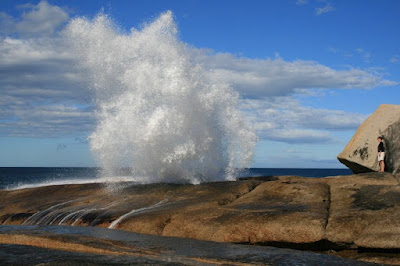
[108,199,167,229]
[22,198,126,227]
[64,11,257,184]
[22,200,77,225]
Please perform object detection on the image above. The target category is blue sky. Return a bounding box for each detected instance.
[0,0,399,168]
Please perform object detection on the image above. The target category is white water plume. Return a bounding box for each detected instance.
[65,11,257,183]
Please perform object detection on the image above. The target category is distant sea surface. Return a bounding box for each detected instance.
[0,167,352,190]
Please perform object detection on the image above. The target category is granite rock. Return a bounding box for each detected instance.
[338,104,400,174]
[1,173,400,264]
[0,225,374,265]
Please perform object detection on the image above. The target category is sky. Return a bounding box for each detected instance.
[0,0,399,168]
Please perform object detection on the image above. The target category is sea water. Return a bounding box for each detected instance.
[0,167,352,190]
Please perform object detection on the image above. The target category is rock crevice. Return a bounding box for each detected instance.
[217,181,261,206]
[324,183,331,231]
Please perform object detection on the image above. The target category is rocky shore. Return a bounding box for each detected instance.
[1,172,400,264]
[0,225,375,265]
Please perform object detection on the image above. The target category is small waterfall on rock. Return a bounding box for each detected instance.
[21,197,118,227]
[64,11,257,184]
[108,199,167,229]
[20,195,167,229]
[22,200,77,225]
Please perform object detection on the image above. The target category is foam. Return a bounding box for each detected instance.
[5,176,136,191]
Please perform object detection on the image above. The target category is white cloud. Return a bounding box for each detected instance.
[0,2,394,144]
[0,0,69,36]
[283,149,299,153]
[316,3,335,15]
[0,34,389,140]
[193,50,396,98]
[0,36,89,103]
[266,129,334,144]
[0,2,79,138]
[240,97,367,144]
[1,30,391,139]
[0,104,94,137]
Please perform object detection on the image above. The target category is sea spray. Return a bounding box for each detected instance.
[65,11,257,183]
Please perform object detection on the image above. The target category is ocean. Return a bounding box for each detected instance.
[0,167,352,190]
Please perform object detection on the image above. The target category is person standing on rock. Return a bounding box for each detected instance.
[377,136,385,172]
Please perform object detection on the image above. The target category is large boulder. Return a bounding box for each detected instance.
[338,104,400,174]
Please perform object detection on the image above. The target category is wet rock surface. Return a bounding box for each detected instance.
[0,225,373,265]
[0,244,179,265]
[338,104,400,174]
[1,173,400,264]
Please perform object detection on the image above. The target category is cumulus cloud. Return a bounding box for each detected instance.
[0,0,69,37]
[193,50,396,98]
[266,129,334,144]
[240,97,367,144]
[0,37,86,103]
[0,1,394,144]
[0,103,94,137]
[0,1,93,137]
[0,35,93,137]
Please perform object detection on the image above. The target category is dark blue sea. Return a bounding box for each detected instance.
[0,167,352,190]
